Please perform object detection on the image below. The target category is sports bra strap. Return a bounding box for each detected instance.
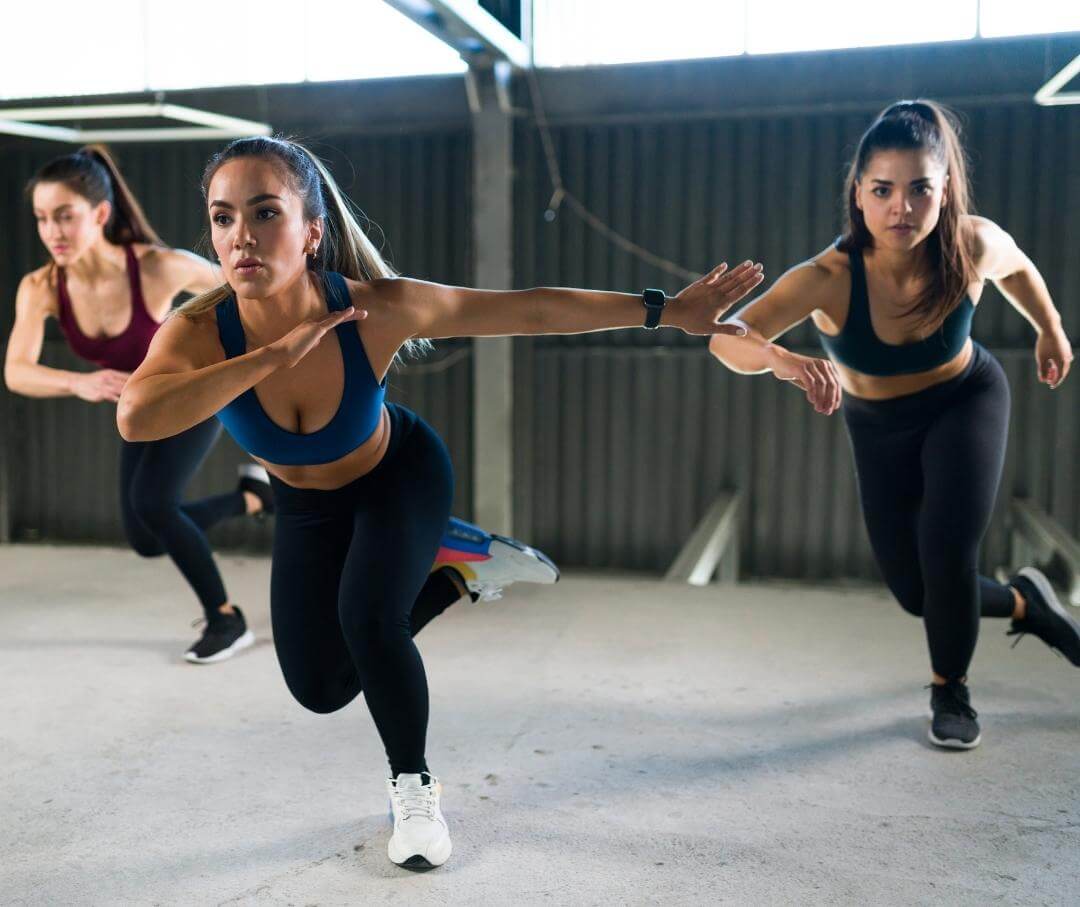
[215,295,247,358]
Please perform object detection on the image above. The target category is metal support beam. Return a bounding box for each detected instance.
[470,63,514,535]
[664,492,741,586]
[383,0,531,67]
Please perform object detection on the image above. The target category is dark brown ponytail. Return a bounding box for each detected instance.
[27,144,164,247]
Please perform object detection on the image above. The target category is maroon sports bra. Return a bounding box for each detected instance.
[55,245,162,372]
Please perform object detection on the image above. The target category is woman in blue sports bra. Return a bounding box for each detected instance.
[710,100,1076,751]
[117,136,763,871]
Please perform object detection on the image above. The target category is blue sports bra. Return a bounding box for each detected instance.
[214,270,386,466]
[818,242,975,377]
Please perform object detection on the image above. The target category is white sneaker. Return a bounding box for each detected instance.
[435,517,559,602]
[386,773,452,870]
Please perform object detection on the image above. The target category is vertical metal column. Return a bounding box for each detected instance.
[470,62,514,535]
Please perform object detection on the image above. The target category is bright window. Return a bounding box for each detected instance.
[979,1,1080,38]
[746,0,977,55]
[307,0,465,82]
[0,0,463,100]
[0,1,145,100]
[532,0,746,67]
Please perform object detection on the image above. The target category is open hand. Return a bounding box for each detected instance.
[268,306,366,369]
[1035,326,1072,389]
[72,369,130,403]
[669,261,764,335]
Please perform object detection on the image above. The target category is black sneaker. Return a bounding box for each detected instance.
[238,464,275,518]
[928,680,981,750]
[184,606,255,664]
[1008,568,1080,666]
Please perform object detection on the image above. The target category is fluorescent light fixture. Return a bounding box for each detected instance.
[1034,53,1080,106]
[0,102,272,143]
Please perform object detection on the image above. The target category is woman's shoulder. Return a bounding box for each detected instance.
[774,245,849,300]
[17,264,60,315]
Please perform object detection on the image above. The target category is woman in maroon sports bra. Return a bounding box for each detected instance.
[4,145,271,663]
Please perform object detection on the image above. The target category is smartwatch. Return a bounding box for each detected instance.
[642,288,666,329]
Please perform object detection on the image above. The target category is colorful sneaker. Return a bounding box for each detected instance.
[386,773,452,871]
[434,517,559,601]
[927,680,981,750]
[1008,567,1080,666]
[184,606,255,664]
[238,463,274,518]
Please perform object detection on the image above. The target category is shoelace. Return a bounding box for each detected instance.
[474,584,504,602]
[926,683,978,720]
[391,783,438,821]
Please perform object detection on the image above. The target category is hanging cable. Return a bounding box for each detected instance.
[524,67,702,283]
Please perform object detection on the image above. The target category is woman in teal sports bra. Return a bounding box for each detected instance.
[117,135,763,871]
[709,100,1076,751]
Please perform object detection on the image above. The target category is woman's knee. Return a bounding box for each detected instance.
[125,531,164,558]
[130,491,180,533]
[283,673,358,714]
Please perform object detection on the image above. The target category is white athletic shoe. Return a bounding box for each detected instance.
[435,517,559,602]
[386,773,452,870]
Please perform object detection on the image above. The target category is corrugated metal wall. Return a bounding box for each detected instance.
[0,128,474,549]
[512,102,1080,578]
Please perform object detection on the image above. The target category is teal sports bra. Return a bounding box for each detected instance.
[818,241,975,377]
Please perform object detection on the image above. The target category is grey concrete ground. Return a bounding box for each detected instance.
[1,545,1077,906]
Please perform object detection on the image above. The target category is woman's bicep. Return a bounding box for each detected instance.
[5,278,50,366]
[130,316,219,381]
[730,263,827,340]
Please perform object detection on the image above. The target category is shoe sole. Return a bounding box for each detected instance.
[184,629,255,665]
[1018,567,1080,664]
[927,726,981,750]
[489,536,561,584]
[388,835,452,870]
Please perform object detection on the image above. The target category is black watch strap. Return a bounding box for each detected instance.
[642,288,666,329]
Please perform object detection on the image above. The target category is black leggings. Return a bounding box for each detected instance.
[843,343,1015,681]
[120,418,245,615]
[268,404,459,778]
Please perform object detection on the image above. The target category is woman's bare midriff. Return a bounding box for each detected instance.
[835,338,974,401]
[255,404,392,490]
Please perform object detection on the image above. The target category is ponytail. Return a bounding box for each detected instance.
[27,145,163,247]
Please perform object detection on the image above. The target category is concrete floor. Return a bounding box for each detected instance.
[1,545,1077,906]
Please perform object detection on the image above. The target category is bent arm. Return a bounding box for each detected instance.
[3,276,83,397]
[117,316,279,441]
[708,260,830,374]
[974,217,1062,335]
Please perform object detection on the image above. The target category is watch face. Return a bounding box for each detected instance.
[643,289,666,309]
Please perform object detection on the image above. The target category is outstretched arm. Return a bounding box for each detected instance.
[374,261,764,341]
[708,254,842,415]
[972,216,1072,388]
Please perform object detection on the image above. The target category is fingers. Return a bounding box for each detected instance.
[714,261,764,303]
[702,262,729,285]
[1058,356,1072,386]
[321,306,365,329]
[800,359,841,415]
